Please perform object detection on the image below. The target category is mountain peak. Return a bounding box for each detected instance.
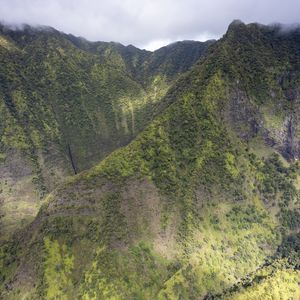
[1,20,300,300]
[0,21,58,35]
[227,19,246,31]
[229,19,245,26]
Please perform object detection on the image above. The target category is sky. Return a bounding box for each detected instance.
[0,0,299,50]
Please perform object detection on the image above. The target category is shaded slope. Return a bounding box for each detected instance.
[0,23,212,239]
[1,21,300,299]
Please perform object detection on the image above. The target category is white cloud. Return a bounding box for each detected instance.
[141,38,173,51]
[0,0,299,48]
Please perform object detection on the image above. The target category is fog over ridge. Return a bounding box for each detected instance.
[0,0,299,50]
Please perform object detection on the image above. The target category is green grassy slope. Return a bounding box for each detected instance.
[1,21,300,299]
[0,23,211,240]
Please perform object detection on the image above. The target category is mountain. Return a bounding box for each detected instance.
[0,23,212,240]
[1,21,300,299]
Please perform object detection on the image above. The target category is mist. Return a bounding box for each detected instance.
[1,0,300,50]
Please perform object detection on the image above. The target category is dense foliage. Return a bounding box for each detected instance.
[0,23,211,240]
[1,21,300,299]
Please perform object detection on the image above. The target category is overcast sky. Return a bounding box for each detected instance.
[1,0,299,50]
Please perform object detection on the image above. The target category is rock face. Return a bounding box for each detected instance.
[228,85,300,161]
[221,22,300,161]
[1,21,300,299]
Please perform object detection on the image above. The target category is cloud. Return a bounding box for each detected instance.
[141,38,173,51]
[0,0,299,50]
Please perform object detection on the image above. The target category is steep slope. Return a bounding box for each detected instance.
[0,23,212,240]
[1,21,300,299]
[218,20,300,161]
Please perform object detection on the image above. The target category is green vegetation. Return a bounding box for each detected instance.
[80,243,170,300]
[223,263,300,300]
[1,21,300,299]
[43,237,74,300]
[0,24,211,240]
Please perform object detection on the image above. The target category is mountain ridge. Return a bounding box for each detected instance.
[0,23,213,240]
[1,20,300,299]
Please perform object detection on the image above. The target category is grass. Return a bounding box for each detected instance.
[225,264,300,300]
[158,200,278,299]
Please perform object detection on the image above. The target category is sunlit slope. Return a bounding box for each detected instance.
[0,23,211,240]
[1,21,300,299]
